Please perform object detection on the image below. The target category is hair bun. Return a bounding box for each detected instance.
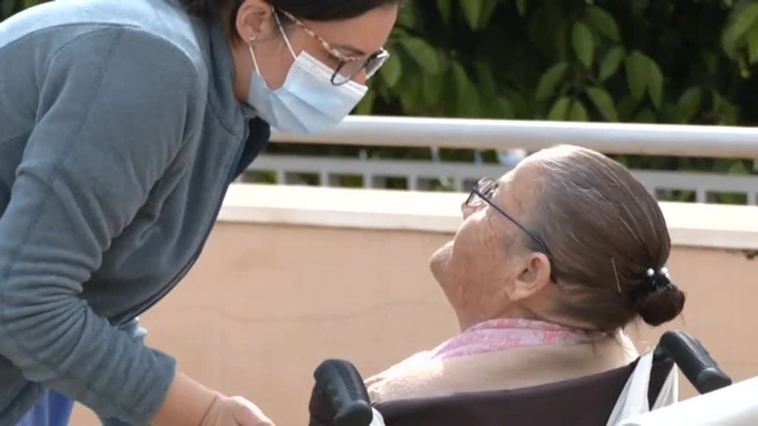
[633,282,685,326]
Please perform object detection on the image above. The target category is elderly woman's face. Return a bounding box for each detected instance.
[430,163,541,328]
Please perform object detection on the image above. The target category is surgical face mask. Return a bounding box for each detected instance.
[246,14,368,134]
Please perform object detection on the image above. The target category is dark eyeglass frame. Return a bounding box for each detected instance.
[277,9,390,86]
[466,177,557,283]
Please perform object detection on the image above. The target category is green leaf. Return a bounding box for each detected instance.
[600,46,625,81]
[400,37,440,74]
[572,21,595,68]
[436,0,452,24]
[660,103,681,123]
[711,90,738,125]
[497,97,515,119]
[676,87,702,122]
[379,54,402,87]
[634,108,656,123]
[396,5,417,28]
[722,3,758,57]
[647,57,664,109]
[585,7,621,42]
[700,50,719,74]
[586,87,619,121]
[422,72,444,105]
[436,52,451,74]
[479,0,499,28]
[354,90,375,115]
[505,89,532,118]
[625,51,648,101]
[711,89,724,111]
[728,160,749,175]
[535,62,569,101]
[568,100,589,121]
[474,61,498,102]
[461,0,482,30]
[397,72,424,113]
[516,0,527,16]
[730,4,758,42]
[451,62,469,101]
[631,0,650,16]
[548,96,572,121]
[451,62,480,117]
[676,190,696,202]
[714,159,734,173]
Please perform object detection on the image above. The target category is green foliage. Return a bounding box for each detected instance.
[6,0,756,125]
[362,0,757,127]
[357,0,758,201]
[5,0,756,124]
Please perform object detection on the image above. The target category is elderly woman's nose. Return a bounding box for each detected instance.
[461,200,478,219]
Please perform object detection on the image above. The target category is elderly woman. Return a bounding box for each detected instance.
[366,145,685,403]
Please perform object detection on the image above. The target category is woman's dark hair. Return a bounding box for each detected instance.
[528,146,686,332]
[179,0,402,32]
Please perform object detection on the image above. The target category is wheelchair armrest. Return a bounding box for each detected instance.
[654,330,732,394]
[313,359,373,426]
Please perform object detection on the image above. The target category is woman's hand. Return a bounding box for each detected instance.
[152,372,275,426]
[200,395,275,426]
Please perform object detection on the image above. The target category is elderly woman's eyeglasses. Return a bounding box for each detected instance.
[466,177,557,283]
[277,9,390,86]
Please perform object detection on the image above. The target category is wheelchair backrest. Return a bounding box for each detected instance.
[370,357,673,426]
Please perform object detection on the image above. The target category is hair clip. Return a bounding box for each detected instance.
[611,258,622,294]
[645,266,671,291]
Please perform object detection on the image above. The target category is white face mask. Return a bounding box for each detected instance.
[246,13,368,135]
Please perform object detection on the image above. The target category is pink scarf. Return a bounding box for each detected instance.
[429,318,603,360]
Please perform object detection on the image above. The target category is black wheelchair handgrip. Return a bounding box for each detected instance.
[654,330,732,394]
[313,359,373,426]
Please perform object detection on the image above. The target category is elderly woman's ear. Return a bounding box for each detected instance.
[507,252,552,302]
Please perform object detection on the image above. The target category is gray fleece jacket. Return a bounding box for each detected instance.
[0,0,270,423]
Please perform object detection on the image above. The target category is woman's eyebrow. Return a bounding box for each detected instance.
[332,43,368,57]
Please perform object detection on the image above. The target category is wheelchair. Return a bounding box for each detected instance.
[308,331,733,426]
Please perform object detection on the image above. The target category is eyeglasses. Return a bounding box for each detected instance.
[465,177,557,283]
[277,9,390,86]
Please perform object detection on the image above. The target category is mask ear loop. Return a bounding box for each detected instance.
[248,9,297,74]
[248,34,262,73]
[273,10,297,59]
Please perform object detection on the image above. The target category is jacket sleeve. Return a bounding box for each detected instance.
[0,26,201,424]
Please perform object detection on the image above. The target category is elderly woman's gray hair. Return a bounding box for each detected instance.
[527,146,685,332]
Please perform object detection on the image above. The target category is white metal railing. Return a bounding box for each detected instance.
[270,116,758,158]
[247,116,758,205]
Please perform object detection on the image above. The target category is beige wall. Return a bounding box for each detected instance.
[72,221,758,425]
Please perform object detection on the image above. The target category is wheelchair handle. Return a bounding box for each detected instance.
[654,330,732,394]
[313,359,373,426]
